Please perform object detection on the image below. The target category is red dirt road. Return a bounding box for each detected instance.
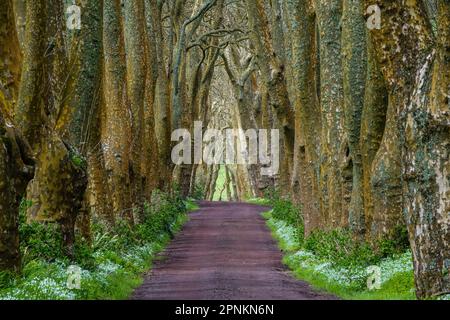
[132,201,336,300]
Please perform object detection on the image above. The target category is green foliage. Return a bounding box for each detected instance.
[91,224,120,252]
[376,225,410,257]
[191,184,206,200]
[78,268,144,300]
[247,198,271,206]
[18,199,66,264]
[288,261,415,300]
[19,221,65,264]
[135,190,186,241]
[185,199,200,212]
[0,271,16,288]
[304,229,379,267]
[264,189,304,245]
[73,236,95,269]
[264,188,408,269]
[71,155,85,168]
[356,271,416,300]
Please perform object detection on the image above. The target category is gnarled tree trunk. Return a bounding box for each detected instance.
[0,0,33,271]
[365,0,449,298]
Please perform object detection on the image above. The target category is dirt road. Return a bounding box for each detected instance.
[132,201,336,300]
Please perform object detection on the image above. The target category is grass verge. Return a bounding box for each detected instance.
[262,207,416,300]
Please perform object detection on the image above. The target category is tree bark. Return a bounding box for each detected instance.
[286,0,321,236]
[67,0,104,153]
[0,0,22,115]
[360,40,388,241]
[0,0,33,272]
[245,0,295,193]
[315,0,346,229]
[15,0,47,150]
[0,112,34,272]
[149,1,172,189]
[142,0,160,199]
[103,0,133,222]
[365,0,449,298]
[124,0,147,218]
[342,0,367,238]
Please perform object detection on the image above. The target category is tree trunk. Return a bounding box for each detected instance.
[287,0,321,236]
[315,0,346,229]
[124,0,147,218]
[341,0,367,238]
[0,113,34,272]
[0,0,22,115]
[14,0,88,256]
[365,0,449,299]
[143,0,160,199]
[0,0,33,272]
[149,1,172,189]
[15,0,47,149]
[102,0,133,222]
[87,94,114,226]
[360,40,388,242]
[67,0,104,153]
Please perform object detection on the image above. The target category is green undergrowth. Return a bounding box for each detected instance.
[247,197,272,206]
[185,198,200,211]
[257,191,416,300]
[0,191,195,300]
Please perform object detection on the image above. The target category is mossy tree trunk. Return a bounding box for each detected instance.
[124,0,147,219]
[102,0,133,222]
[143,0,160,199]
[0,111,34,272]
[315,0,346,229]
[14,0,88,256]
[15,0,47,150]
[149,0,173,190]
[87,88,114,227]
[341,0,367,238]
[67,0,104,152]
[0,0,22,116]
[12,0,26,51]
[286,0,322,236]
[67,0,105,232]
[365,0,449,298]
[360,40,388,242]
[0,0,33,272]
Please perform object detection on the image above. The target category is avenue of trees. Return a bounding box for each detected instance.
[0,0,448,299]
